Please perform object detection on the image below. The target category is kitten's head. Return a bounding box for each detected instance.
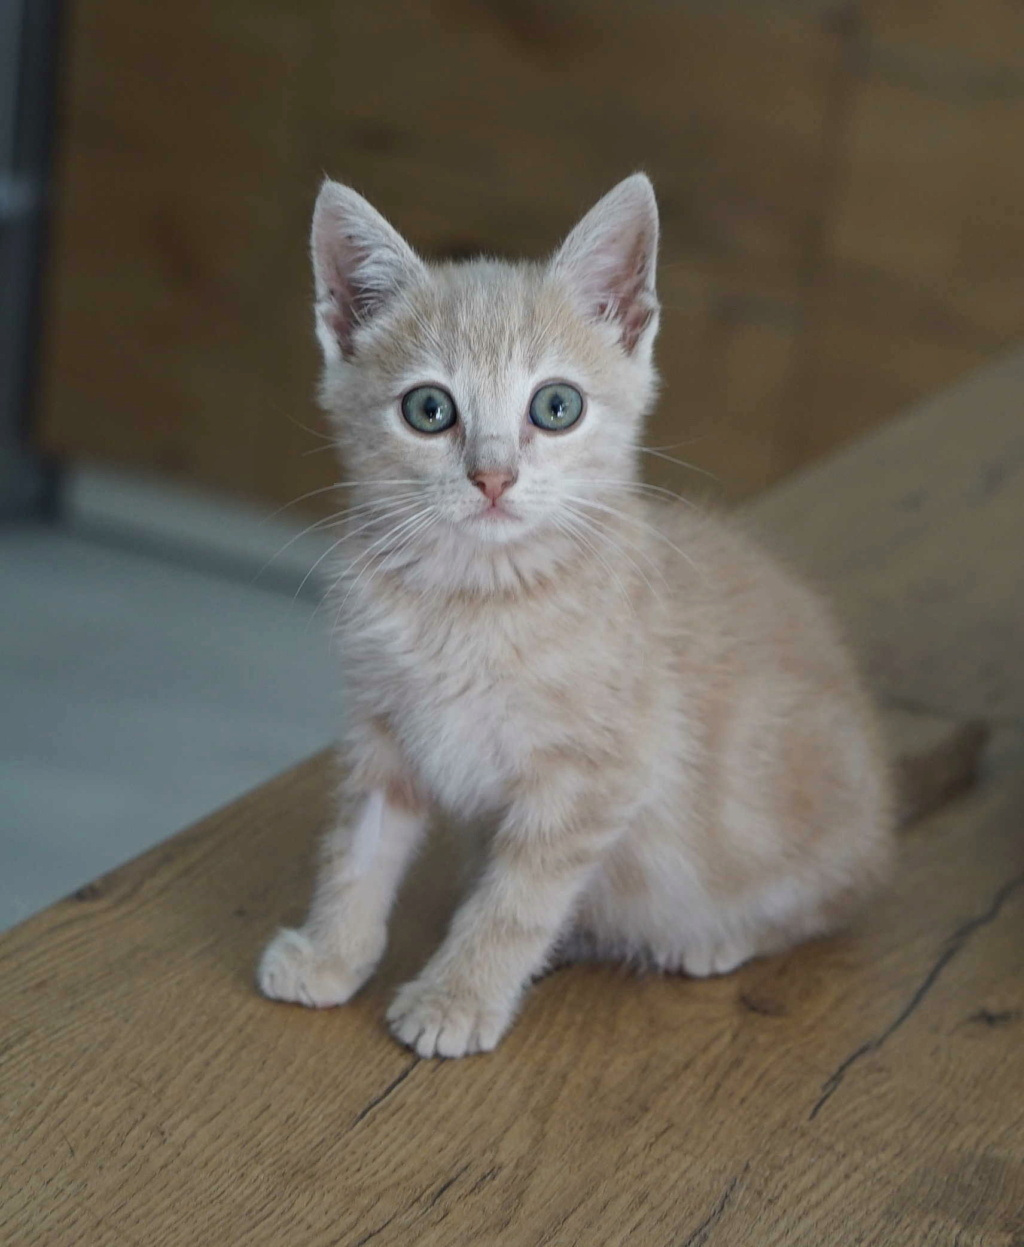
[312,175,660,552]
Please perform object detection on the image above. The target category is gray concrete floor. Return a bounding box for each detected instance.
[0,467,340,930]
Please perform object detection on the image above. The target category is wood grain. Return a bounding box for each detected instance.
[5,352,1024,1243]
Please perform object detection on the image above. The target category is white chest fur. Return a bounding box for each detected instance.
[345,591,572,817]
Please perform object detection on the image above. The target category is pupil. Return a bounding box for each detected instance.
[424,397,439,420]
[550,397,564,417]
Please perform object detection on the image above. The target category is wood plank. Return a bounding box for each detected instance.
[749,347,1024,721]
[783,8,1024,474]
[2,751,1022,1243]
[5,351,1024,1242]
[863,0,1024,69]
[831,46,1024,343]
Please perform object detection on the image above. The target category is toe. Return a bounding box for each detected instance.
[386,979,511,1058]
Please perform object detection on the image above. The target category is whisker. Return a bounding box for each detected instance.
[256,491,423,580]
[332,507,438,621]
[261,479,422,522]
[639,447,718,481]
[283,415,335,444]
[337,505,436,587]
[316,508,431,625]
[561,477,700,511]
[554,511,636,619]
[563,495,706,582]
[292,498,425,603]
[387,510,440,570]
[562,500,669,603]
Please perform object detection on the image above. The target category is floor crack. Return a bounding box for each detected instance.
[421,1163,470,1214]
[350,1057,420,1128]
[809,867,1024,1121]
[678,1163,749,1247]
[352,1210,399,1247]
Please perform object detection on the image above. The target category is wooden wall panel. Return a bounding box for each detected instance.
[863,0,1023,64]
[37,1,1022,512]
[789,8,1024,464]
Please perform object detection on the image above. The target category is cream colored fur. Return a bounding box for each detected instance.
[257,174,894,1057]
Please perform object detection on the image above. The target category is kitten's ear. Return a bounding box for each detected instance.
[310,180,427,362]
[552,173,660,355]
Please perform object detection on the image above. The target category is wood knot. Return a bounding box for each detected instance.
[967,1007,1020,1027]
[739,990,788,1018]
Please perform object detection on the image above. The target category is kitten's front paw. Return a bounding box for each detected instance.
[386,977,513,1058]
[257,927,379,1008]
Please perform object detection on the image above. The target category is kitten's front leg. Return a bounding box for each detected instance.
[387,776,620,1057]
[258,785,426,1008]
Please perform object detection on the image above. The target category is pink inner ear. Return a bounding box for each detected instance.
[314,224,371,357]
[323,295,351,355]
[619,298,655,355]
[555,175,660,355]
[312,189,426,361]
[601,241,655,354]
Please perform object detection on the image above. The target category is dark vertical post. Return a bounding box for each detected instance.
[0,0,62,521]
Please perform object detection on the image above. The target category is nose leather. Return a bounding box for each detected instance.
[470,469,516,503]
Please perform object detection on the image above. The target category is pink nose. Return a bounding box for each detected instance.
[470,469,516,503]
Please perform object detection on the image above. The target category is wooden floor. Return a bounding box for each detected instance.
[3,352,1023,1243]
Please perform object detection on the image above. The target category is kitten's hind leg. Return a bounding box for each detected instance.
[543,927,602,972]
[258,785,427,1008]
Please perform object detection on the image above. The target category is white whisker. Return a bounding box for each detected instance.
[639,447,718,481]
[262,479,423,522]
[562,495,706,582]
[292,497,427,603]
[553,511,636,619]
[332,506,438,622]
[562,476,700,511]
[257,491,423,582]
[562,500,668,605]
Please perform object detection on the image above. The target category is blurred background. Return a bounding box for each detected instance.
[2,0,1021,927]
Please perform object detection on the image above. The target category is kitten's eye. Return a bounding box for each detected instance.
[401,385,457,434]
[529,382,584,432]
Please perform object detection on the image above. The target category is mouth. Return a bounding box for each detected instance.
[473,502,518,523]
[464,500,525,540]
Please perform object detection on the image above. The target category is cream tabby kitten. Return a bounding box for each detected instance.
[258,174,894,1057]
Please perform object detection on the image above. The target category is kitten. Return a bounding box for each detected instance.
[257,174,894,1057]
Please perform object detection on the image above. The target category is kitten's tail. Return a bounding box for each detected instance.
[884,706,990,828]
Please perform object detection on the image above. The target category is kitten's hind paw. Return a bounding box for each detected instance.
[678,938,754,978]
[257,927,378,1008]
[386,977,512,1058]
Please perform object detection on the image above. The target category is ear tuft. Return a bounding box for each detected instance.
[552,174,660,355]
[310,181,426,362]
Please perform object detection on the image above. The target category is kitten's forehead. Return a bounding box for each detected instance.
[392,259,599,383]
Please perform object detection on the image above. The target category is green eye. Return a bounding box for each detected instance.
[401,385,457,434]
[529,382,584,432]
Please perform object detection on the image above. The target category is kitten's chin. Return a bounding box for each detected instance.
[465,512,527,545]
[457,503,532,545]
